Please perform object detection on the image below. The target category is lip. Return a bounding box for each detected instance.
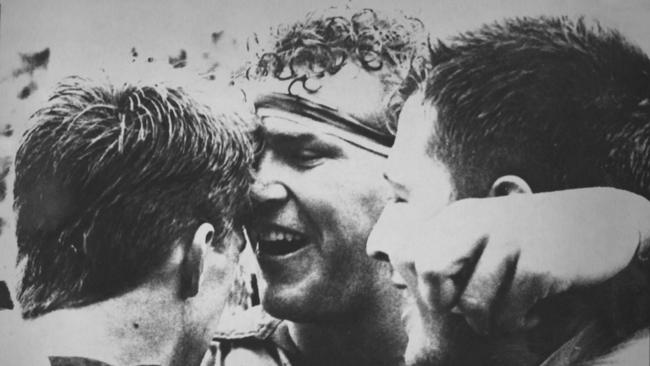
[401,295,417,329]
[254,222,306,236]
[250,222,312,258]
[372,254,408,290]
[390,269,408,290]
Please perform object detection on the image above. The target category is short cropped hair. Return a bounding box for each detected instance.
[14,76,254,318]
[412,16,650,199]
[238,7,430,128]
[398,17,650,364]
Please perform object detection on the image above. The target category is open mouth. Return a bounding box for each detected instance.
[254,226,309,256]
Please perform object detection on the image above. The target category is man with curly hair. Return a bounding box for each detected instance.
[202,8,429,366]
[5,72,254,366]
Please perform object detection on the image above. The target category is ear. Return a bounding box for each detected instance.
[179,223,215,299]
[489,175,533,197]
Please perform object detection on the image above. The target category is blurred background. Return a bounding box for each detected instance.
[1,0,649,311]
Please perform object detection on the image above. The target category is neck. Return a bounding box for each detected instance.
[289,283,407,366]
[24,284,188,366]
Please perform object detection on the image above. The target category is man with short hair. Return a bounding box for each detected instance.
[203,8,429,366]
[368,16,650,366]
[7,74,254,366]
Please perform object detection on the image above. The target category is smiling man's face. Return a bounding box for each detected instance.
[248,63,397,321]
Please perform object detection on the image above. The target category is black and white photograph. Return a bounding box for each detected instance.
[1,1,649,365]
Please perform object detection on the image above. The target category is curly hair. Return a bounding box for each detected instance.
[14,75,255,318]
[240,8,428,91]
[235,7,430,137]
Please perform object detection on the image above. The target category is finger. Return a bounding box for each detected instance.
[401,291,457,365]
[199,343,218,366]
[417,237,488,311]
[457,248,520,335]
[418,271,455,312]
[417,200,489,272]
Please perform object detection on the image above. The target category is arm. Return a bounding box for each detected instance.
[370,187,650,335]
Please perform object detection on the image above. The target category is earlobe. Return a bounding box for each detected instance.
[489,175,533,197]
[179,223,214,299]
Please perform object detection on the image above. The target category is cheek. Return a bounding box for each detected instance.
[332,175,390,246]
[410,164,456,218]
[200,251,237,299]
[339,158,391,214]
[303,161,389,224]
[186,251,239,331]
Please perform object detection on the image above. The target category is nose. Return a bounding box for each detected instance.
[366,202,411,266]
[368,247,391,264]
[366,212,395,263]
[366,234,393,265]
[251,180,288,203]
[250,153,289,204]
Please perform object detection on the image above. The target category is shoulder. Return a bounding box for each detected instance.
[540,325,649,366]
[0,310,50,366]
[585,329,649,366]
[201,306,296,366]
[212,306,283,342]
[47,357,115,366]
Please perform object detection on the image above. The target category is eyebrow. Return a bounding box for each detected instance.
[265,131,319,147]
[254,92,393,156]
[383,172,410,200]
[255,93,393,145]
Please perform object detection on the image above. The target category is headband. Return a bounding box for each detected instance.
[255,92,394,157]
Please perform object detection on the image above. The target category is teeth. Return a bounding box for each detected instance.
[260,229,302,242]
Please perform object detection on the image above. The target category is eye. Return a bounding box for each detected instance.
[383,172,409,204]
[297,148,323,160]
[271,135,344,170]
[291,148,325,168]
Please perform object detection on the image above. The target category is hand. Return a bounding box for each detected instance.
[368,187,650,335]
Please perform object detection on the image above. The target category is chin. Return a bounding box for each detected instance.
[261,283,352,323]
[405,352,438,366]
[262,292,315,322]
[404,334,439,366]
[261,288,313,320]
[404,330,440,366]
[261,280,306,318]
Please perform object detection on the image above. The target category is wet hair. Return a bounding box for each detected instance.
[14,76,254,318]
[238,7,430,129]
[413,16,650,199]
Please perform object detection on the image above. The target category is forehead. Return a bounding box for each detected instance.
[261,118,328,143]
[256,97,392,157]
[260,117,369,155]
[247,63,392,125]
[390,91,457,209]
[395,91,439,157]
